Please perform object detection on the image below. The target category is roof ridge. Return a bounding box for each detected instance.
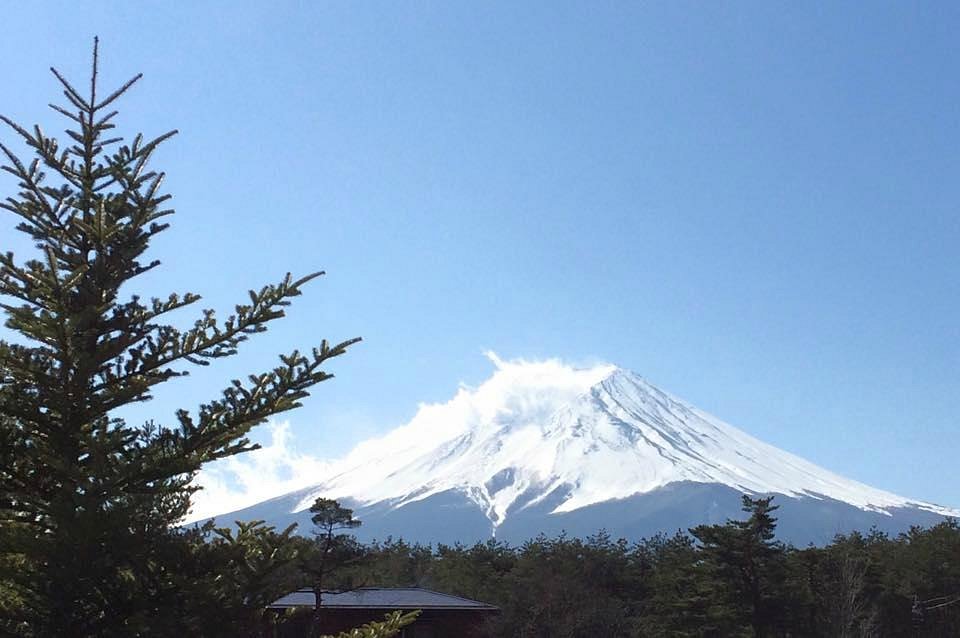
[270,587,499,611]
[410,586,488,604]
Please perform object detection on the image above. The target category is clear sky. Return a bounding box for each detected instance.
[1,2,958,512]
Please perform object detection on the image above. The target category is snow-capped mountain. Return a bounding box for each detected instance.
[207,356,958,545]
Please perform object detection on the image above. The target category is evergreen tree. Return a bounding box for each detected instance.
[430,539,515,608]
[0,41,359,636]
[690,496,787,637]
[302,498,364,637]
[358,538,435,589]
[639,530,724,637]
[190,520,305,637]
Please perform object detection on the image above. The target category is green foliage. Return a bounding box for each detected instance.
[311,498,362,533]
[193,520,305,636]
[499,531,639,636]
[0,42,357,636]
[636,531,711,637]
[322,610,420,638]
[301,498,367,637]
[358,538,435,588]
[430,539,515,604]
[320,509,960,637]
[689,495,787,636]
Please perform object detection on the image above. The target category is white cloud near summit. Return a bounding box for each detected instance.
[292,352,617,510]
[187,353,616,521]
[319,352,614,474]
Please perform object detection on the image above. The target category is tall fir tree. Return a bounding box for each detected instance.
[690,495,787,638]
[0,41,360,636]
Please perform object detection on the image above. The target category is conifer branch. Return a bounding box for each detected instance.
[0,40,360,636]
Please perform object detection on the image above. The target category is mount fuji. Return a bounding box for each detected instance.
[205,356,957,546]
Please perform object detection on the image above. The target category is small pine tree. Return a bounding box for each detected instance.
[303,498,364,637]
[0,41,358,636]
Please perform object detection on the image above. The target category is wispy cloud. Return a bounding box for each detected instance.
[186,420,331,522]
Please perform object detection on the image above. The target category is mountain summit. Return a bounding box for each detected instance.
[209,357,957,545]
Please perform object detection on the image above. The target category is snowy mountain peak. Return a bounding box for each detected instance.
[259,356,958,530]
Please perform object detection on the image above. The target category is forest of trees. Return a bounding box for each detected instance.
[261,494,959,638]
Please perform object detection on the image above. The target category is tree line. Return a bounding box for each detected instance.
[282,495,960,637]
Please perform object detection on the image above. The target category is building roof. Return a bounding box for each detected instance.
[269,587,497,611]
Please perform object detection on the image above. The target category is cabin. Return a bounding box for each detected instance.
[267,587,498,637]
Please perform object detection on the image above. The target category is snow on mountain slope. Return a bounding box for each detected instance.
[246,353,958,532]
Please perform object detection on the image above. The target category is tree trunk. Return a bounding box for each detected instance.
[310,585,323,638]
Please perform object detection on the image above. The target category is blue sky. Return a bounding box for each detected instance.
[1,2,958,509]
